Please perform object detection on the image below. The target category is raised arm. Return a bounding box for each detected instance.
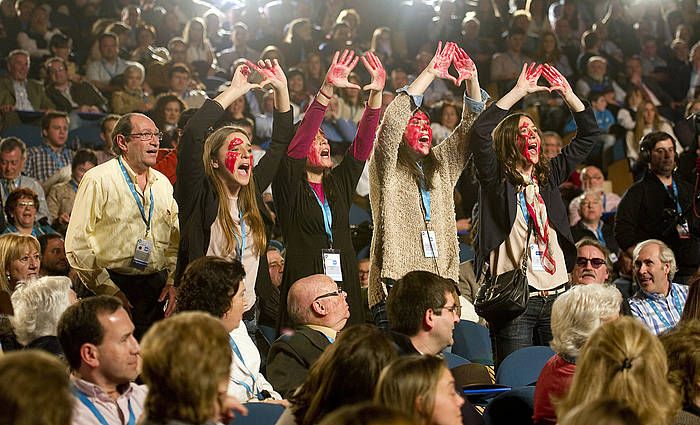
[348,52,385,162]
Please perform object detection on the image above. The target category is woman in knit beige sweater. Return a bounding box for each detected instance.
[367,42,488,328]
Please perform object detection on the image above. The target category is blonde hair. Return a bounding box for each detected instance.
[631,101,664,155]
[558,399,642,425]
[374,355,446,424]
[550,283,622,358]
[556,317,680,425]
[140,312,231,423]
[202,126,266,256]
[0,233,40,293]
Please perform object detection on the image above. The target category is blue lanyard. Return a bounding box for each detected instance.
[601,192,607,210]
[69,179,79,193]
[117,158,154,235]
[309,184,333,245]
[43,145,69,169]
[595,222,605,246]
[235,209,246,259]
[647,286,683,330]
[419,184,431,222]
[73,387,135,425]
[667,179,683,215]
[228,336,263,400]
[518,192,530,224]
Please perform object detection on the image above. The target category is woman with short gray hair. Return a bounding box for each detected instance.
[10,276,76,358]
[533,283,622,425]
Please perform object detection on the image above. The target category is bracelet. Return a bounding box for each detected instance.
[317,89,332,100]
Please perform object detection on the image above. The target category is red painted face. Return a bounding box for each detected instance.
[404,111,432,157]
[223,136,253,185]
[516,119,540,165]
[307,131,333,169]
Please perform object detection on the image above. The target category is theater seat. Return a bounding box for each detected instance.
[483,386,536,425]
[495,346,554,387]
[231,402,285,425]
[452,320,494,366]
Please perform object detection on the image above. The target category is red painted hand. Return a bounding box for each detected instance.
[541,63,571,95]
[515,62,549,94]
[452,46,476,86]
[231,64,261,91]
[248,58,287,90]
[325,49,361,89]
[430,41,458,84]
[360,51,386,92]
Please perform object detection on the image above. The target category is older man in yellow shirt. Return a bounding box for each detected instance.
[66,112,179,339]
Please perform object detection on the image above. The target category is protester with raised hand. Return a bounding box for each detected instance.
[367,41,488,329]
[273,50,385,328]
[174,59,293,335]
[470,62,601,366]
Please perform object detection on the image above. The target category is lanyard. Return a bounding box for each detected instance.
[118,158,154,236]
[647,286,683,330]
[228,336,263,400]
[43,145,69,169]
[69,179,79,193]
[595,222,605,246]
[73,388,135,425]
[666,179,683,215]
[235,209,246,259]
[419,184,431,223]
[518,192,530,225]
[309,185,333,245]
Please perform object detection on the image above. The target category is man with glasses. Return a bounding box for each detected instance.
[568,165,620,225]
[386,270,460,356]
[66,112,179,339]
[571,238,613,285]
[267,274,349,397]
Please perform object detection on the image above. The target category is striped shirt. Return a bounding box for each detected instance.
[628,282,688,335]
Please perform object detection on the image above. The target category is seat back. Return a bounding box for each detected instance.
[452,320,494,366]
[1,124,42,147]
[495,346,554,387]
[483,386,536,425]
[231,402,285,425]
[442,351,470,369]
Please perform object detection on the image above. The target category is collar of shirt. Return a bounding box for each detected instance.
[71,376,135,402]
[637,283,675,302]
[119,155,157,187]
[306,324,337,342]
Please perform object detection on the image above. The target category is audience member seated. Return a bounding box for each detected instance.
[110,63,153,115]
[44,56,107,116]
[176,256,283,403]
[25,111,74,183]
[267,274,349,398]
[430,100,461,143]
[321,94,356,153]
[10,276,75,357]
[318,402,416,425]
[616,86,643,131]
[490,28,532,96]
[541,131,563,158]
[375,355,484,425]
[150,94,184,149]
[3,188,56,237]
[569,192,619,254]
[556,317,681,425]
[277,324,396,425]
[660,320,700,423]
[568,165,620,225]
[0,136,49,222]
[95,114,119,164]
[37,234,86,298]
[46,149,97,235]
[622,55,673,121]
[57,295,147,424]
[217,22,260,76]
[574,56,625,103]
[167,63,207,109]
[0,233,40,298]
[533,283,622,425]
[0,49,55,130]
[628,239,688,335]
[139,311,247,425]
[85,32,135,95]
[571,238,614,285]
[145,37,189,95]
[0,350,73,425]
[183,17,215,76]
[386,271,460,356]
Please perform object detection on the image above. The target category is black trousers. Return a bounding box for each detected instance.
[108,269,168,340]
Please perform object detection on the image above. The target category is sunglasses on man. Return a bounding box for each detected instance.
[576,257,606,269]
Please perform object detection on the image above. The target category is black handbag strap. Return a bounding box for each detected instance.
[519,218,534,273]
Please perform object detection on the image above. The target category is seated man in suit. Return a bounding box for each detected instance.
[0,49,55,130]
[266,274,349,398]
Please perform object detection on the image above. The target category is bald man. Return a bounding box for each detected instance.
[568,165,621,225]
[266,274,349,397]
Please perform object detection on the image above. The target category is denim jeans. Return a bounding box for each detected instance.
[489,293,559,368]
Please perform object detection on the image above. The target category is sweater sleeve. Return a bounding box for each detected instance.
[287,97,327,159]
[368,94,414,186]
[349,105,381,161]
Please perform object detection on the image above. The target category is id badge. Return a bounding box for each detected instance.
[530,244,545,271]
[131,238,153,270]
[609,252,619,263]
[322,249,343,281]
[677,221,690,239]
[421,230,438,258]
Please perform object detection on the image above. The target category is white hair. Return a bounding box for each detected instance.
[633,239,677,282]
[10,276,73,346]
[550,283,622,359]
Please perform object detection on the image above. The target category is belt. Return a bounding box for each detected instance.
[528,283,568,298]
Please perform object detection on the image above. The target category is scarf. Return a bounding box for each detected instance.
[522,175,556,274]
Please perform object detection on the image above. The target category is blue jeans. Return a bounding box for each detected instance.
[489,294,559,368]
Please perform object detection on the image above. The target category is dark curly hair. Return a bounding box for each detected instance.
[5,188,39,223]
[175,256,245,318]
[493,112,551,187]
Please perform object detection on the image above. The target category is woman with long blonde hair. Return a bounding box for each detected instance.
[626,100,679,165]
[175,59,291,331]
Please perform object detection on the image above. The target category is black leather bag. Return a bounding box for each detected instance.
[474,220,531,324]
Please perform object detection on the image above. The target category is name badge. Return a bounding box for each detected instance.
[609,252,618,263]
[677,221,690,239]
[322,249,343,281]
[421,230,438,258]
[530,244,544,271]
[131,238,153,270]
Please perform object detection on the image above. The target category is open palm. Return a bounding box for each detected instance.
[360,51,386,92]
[325,49,361,90]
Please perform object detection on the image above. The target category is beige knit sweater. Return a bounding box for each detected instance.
[367,93,481,308]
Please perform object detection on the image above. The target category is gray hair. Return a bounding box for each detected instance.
[10,276,73,346]
[633,239,677,282]
[550,283,622,358]
[124,63,145,83]
[575,238,613,280]
[576,190,602,215]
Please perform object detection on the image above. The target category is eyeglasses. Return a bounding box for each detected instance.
[127,131,163,141]
[314,287,346,301]
[17,201,36,209]
[576,257,607,269]
[435,304,461,316]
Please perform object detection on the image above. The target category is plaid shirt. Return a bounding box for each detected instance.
[628,282,688,335]
[25,144,74,182]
